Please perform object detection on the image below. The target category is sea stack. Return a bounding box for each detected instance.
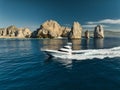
[34,20,70,38]
[69,22,82,39]
[94,25,104,38]
[84,30,90,38]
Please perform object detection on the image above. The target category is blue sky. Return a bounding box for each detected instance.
[0,0,120,31]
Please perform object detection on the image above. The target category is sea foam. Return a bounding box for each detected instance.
[54,46,120,60]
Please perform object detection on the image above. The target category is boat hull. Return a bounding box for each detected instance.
[42,49,72,58]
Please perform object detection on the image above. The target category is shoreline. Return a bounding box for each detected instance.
[1,30,120,39]
[0,36,120,40]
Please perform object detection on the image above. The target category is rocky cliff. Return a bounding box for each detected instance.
[0,21,106,39]
[31,20,70,38]
[68,22,82,39]
[94,25,104,38]
[0,26,32,38]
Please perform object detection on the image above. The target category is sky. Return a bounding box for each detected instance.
[0,0,120,31]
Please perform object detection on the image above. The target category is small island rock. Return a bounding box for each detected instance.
[68,22,82,39]
[84,30,90,38]
[94,25,104,38]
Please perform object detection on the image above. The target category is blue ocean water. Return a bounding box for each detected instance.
[0,37,120,90]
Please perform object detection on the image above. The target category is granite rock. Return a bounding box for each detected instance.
[33,20,70,38]
[85,30,90,38]
[0,25,31,38]
[69,22,82,39]
[94,25,104,38]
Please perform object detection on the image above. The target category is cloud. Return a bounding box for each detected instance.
[87,19,120,24]
[82,24,109,28]
[82,24,97,28]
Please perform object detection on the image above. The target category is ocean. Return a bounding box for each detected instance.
[0,37,120,90]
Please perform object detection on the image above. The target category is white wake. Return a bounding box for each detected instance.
[54,46,120,60]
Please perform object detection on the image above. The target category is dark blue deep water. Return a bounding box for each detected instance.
[0,37,120,90]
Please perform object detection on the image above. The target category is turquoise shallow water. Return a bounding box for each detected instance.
[0,37,120,90]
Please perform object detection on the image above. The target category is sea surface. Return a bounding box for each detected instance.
[0,37,120,90]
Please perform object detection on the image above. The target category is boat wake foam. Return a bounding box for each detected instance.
[53,46,120,60]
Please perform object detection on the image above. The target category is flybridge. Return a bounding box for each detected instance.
[58,43,72,53]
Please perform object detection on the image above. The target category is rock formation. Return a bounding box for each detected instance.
[84,30,90,38]
[61,27,70,37]
[0,28,6,36]
[6,25,18,36]
[0,21,106,39]
[22,28,32,38]
[32,20,70,38]
[0,25,32,38]
[16,28,25,38]
[94,25,104,38]
[68,22,82,39]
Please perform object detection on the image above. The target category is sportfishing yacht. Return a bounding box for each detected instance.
[41,43,72,57]
[41,42,120,59]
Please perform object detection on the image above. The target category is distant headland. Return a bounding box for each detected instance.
[0,20,119,39]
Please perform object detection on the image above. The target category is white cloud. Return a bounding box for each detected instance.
[82,24,97,28]
[87,19,120,24]
[82,24,109,28]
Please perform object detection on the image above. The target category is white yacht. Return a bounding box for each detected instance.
[41,43,72,57]
[41,43,120,59]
